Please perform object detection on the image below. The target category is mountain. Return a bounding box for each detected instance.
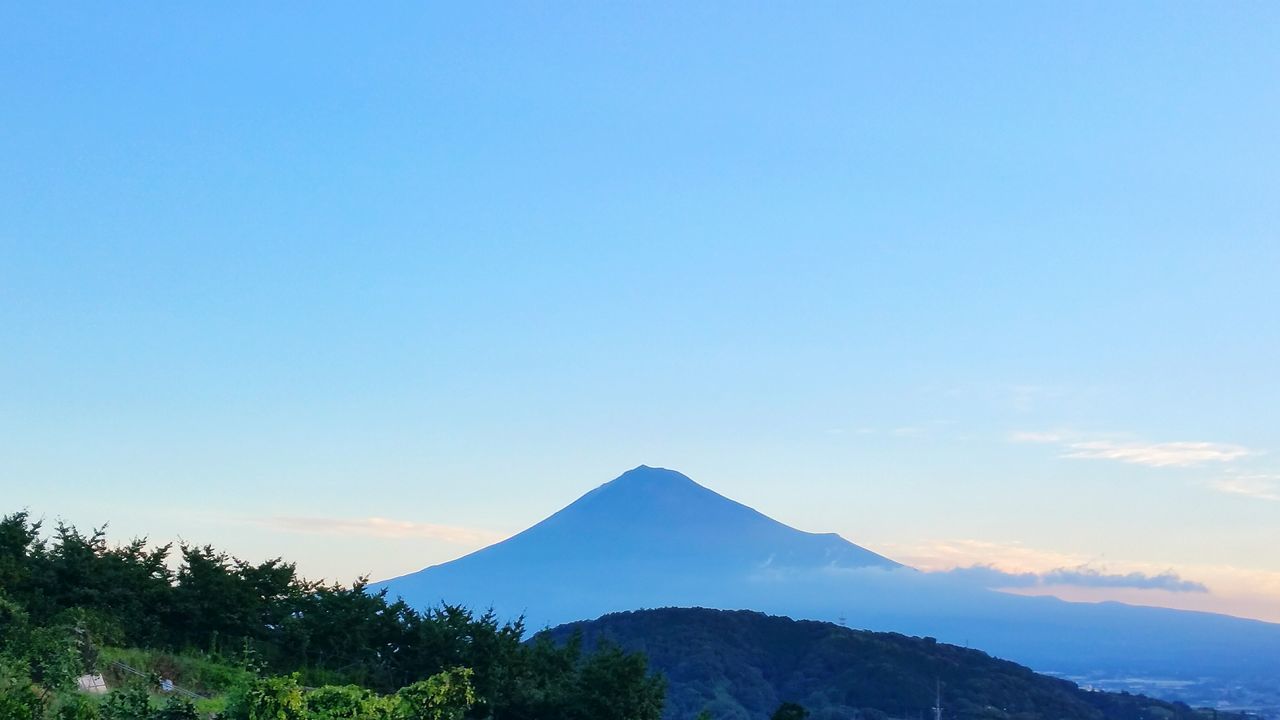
[379,465,897,623]
[542,607,1237,720]
[376,466,1280,708]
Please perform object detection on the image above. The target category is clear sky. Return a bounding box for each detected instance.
[2,4,1278,622]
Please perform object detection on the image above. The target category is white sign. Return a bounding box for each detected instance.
[76,674,108,694]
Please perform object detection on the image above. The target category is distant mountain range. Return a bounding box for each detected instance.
[542,607,1240,720]
[376,466,1280,706]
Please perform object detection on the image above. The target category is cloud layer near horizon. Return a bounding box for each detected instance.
[942,564,1208,593]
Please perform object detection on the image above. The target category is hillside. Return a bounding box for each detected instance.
[544,608,1229,720]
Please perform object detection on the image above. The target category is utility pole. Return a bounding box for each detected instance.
[932,679,943,720]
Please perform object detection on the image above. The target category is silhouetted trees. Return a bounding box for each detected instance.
[0,511,665,720]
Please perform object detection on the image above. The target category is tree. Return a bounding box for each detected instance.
[771,702,810,720]
[569,643,665,720]
[0,512,42,600]
[0,512,668,720]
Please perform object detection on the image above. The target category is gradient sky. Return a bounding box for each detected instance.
[2,4,1278,622]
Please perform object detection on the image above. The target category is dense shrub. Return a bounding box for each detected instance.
[395,669,475,720]
[154,697,200,720]
[0,661,48,720]
[52,694,100,720]
[101,686,153,720]
[304,686,373,720]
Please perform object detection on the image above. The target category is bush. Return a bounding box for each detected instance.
[305,685,372,719]
[395,668,475,720]
[154,696,199,720]
[238,674,306,720]
[101,685,152,720]
[53,694,101,720]
[0,662,47,720]
[26,627,83,692]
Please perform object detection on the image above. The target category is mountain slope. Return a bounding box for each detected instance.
[543,607,1231,720]
[379,466,897,620]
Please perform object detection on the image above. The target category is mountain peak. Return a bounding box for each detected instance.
[609,464,695,486]
[590,465,704,497]
[569,465,747,519]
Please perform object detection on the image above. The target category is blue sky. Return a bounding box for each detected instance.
[2,3,1278,621]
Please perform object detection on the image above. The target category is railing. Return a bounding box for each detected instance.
[107,659,210,701]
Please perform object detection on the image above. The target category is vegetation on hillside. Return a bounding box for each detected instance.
[543,608,1242,720]
[0,511,664,720]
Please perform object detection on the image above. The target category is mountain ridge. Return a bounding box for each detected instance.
[541,607,1242,720]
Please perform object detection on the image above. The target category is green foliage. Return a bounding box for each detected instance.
[395,668,476,720]
[241,674,307,720]
[0,511,667,720]
[101,685,152,720]
[0,660,48,720]
[0,512,42,593]
[570,643,665,720]
[25,627,83,692]
[52,694,100,720]
[51,691,99,717]
[154,697,199,720]
[99,646,250,696]
[304,685,374,720]
[0,593,85,694]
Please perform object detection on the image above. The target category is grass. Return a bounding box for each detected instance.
[98,646,251,698]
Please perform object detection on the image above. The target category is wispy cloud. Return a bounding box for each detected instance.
[1062,440,1252,467]
[260,516,504,546]
[1010,431,1255,468]
[1210,474,1280,502]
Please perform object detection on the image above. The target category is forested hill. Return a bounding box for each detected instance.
[543,608,1228,720]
